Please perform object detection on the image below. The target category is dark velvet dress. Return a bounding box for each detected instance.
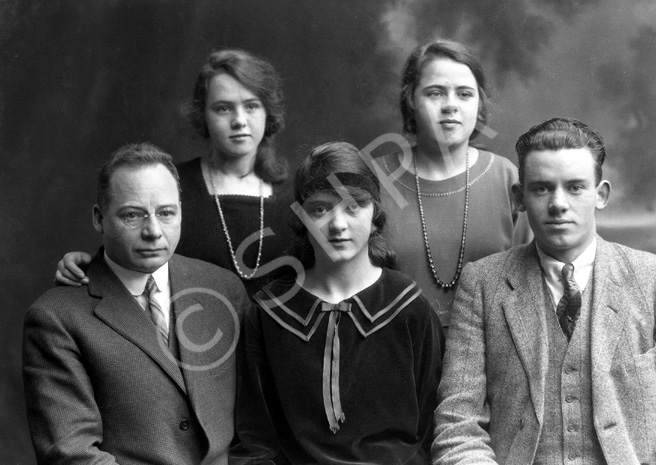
[176,158,295,296]
[231,268,444,464]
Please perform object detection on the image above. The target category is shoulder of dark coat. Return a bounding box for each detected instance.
[170,253,246,291]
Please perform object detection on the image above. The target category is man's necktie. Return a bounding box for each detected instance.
[145,275,168,342]
[556,263,581,341]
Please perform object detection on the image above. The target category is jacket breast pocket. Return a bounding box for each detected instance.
[632,346,656,411]
[630,348,656,465]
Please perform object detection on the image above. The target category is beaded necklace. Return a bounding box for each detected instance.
[413,149,470,289]
[208,169,265,280]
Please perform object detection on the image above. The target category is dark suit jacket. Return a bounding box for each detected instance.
[23,250,250,465]
[433,238,656,465]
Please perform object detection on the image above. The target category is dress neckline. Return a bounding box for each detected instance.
[383,148,494,195]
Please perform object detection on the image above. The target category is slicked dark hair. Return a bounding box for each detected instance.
[515,117,606,186]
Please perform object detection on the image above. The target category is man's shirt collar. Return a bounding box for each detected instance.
[103,252,169,296]
[536,238,596,311]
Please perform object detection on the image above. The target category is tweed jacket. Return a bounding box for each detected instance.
[433,238,656,465]
[23,250,249,465]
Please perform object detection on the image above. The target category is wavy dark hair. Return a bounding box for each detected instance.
[183,48,288,183]
[290,142,396,269]
[515,117,606,186]
[400,39,490,140]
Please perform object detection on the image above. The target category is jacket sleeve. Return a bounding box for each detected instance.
[432,263,497,464]
[229,303,290,465]
[22,297,119,465]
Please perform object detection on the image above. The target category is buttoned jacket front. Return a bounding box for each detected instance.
[23,250,249,465]
[433,238,656,465]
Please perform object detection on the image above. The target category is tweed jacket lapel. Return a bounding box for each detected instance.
[590,238,626,376]
[502,242,550,424]
[89,251,187,394]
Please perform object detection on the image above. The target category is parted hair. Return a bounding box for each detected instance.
[400,39,489,139]
[515,117,606,186]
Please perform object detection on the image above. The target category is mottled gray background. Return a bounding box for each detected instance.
[3,0,656,462]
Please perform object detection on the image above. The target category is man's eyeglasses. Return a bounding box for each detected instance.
[119,210,179,229]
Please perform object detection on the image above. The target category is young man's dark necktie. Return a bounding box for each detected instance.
[556,263,581,341]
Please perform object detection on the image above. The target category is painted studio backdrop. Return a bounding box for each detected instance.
[2,0,656,463]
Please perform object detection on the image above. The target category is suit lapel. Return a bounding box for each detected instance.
[167,256,240,435]
[89,253,187,394]
[590,239,625,377]
[502,243,549,424]
[169,257,204,372]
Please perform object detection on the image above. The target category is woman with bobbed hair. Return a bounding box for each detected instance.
[289,141,395,271]
[55,48,295,295]
[232,141,443,464]
[379,39,531,328]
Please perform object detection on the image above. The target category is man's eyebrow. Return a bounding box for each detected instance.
[526,180,550,186]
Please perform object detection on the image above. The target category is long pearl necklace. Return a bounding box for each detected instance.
[208,168,265,280]
[413,149,470,289]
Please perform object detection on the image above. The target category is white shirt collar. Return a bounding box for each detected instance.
[103,252,169,297]
[536,238,596,311]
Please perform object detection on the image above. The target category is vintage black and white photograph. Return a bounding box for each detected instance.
[3,1,656,463]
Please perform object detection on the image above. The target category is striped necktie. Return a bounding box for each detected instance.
[556,263,581,341]
[145,275,168,342]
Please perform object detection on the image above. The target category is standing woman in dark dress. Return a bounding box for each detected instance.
[55,49,296,295]
[176,48,295,295]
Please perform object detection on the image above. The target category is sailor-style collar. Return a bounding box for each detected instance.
[253,268,422,433]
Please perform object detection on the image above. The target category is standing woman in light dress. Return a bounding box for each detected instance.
[379,40,531,328]
[55,49,296,295]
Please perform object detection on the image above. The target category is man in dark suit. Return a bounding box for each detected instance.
[433,118,656,464]
[23,143,249,465]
